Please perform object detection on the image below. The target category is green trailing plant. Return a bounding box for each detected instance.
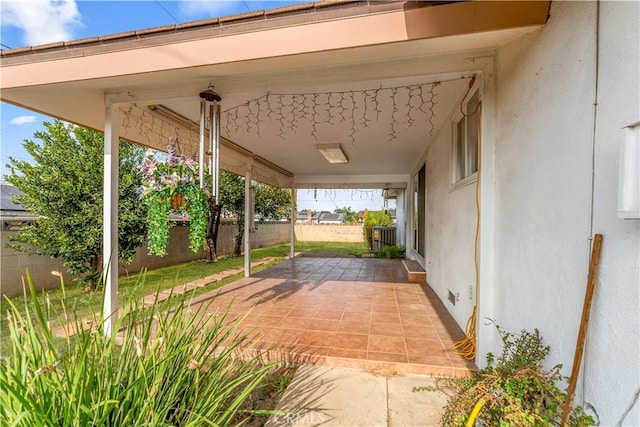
[0,272,280,426]
[139,142,209,256]
[375,245,406,259]
[415,326,594,427]
[181,185,209,253]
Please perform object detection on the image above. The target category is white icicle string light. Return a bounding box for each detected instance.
[221,82,443,143]
[121,105,199,157]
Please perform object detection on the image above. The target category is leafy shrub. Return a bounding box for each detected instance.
[375,245,406,259]
[416,326,594,426]
[363,211,393,250]
[1,273,278,426]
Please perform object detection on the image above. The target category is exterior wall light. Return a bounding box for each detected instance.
[316,143,349,164]
[618,121,640,219]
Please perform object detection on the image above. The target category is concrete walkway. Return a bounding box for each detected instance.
[265,365,449,427]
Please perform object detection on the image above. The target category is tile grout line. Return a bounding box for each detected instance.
[395,285,410,362]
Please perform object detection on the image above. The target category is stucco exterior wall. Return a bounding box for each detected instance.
[423,105,477,328]
[585,2,639,423]
[492,1,639,424]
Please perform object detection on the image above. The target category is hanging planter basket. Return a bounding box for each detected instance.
[171,193,186,211]
[138,143,209,257]
[143,187,208,257]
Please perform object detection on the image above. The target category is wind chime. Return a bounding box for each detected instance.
[199,86,223,262]
[383,187,389,213]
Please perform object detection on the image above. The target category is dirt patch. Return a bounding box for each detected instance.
[241,365,298,427]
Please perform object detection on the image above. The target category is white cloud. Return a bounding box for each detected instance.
[178,0,244,18]
[1,0,83,46]
[9,115,36,126]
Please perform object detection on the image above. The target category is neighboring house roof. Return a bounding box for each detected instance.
[0,184,36,217]
[0,184,23,212]
[1,185,37,231]
[318,213,345,223]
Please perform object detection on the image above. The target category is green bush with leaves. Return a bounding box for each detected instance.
[0,274,278,426]
[5,120,147,286]
[417,326,594,426]
[375,245,406,259]
[362,210,393,250]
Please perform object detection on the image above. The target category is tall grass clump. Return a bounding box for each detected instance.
[1,273,275,426]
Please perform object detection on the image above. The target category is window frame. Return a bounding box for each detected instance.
[450,89,481,191]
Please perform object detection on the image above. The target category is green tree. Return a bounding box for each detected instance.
[334,206,358,223]
[4,120,147,287]
[219,170,291,256]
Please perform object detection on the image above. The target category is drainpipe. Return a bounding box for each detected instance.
[583,0,600,411]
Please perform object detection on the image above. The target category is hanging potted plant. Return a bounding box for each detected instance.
[139,142,209,256]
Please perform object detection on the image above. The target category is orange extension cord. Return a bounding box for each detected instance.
[452,76,481,361]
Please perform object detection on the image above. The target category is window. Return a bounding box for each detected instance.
[411,165,425,256]
[451,90,480,187]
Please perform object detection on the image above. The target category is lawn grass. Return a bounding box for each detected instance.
[287,241,370,257]
[0,241,369,353]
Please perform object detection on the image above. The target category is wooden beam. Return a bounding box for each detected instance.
[561,234,603,426]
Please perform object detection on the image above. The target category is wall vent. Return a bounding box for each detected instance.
[448,290,457,305]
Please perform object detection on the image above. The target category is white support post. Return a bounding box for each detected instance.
[214,104,221,204]
[290,186,297,258]
[476,69,498,367]
[244,165,252,277]
[103,99,120,337]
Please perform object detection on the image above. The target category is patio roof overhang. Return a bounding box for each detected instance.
[1,0,550,189]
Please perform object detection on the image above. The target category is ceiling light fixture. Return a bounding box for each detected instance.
[316,143,349,164]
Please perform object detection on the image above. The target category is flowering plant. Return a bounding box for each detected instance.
[139,143,209,256]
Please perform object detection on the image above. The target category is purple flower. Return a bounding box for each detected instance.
[183,156,198,171]
[140,157,158,177]
[167,143,178,166]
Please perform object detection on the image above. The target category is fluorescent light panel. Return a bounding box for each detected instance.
[316,143,348,164]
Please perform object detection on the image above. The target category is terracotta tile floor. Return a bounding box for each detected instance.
[190,256,477,376]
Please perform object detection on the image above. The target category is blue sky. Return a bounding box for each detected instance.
[0,0,390,212]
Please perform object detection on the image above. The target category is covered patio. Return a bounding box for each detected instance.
[0,0,552,366]
[190,255,476,376]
